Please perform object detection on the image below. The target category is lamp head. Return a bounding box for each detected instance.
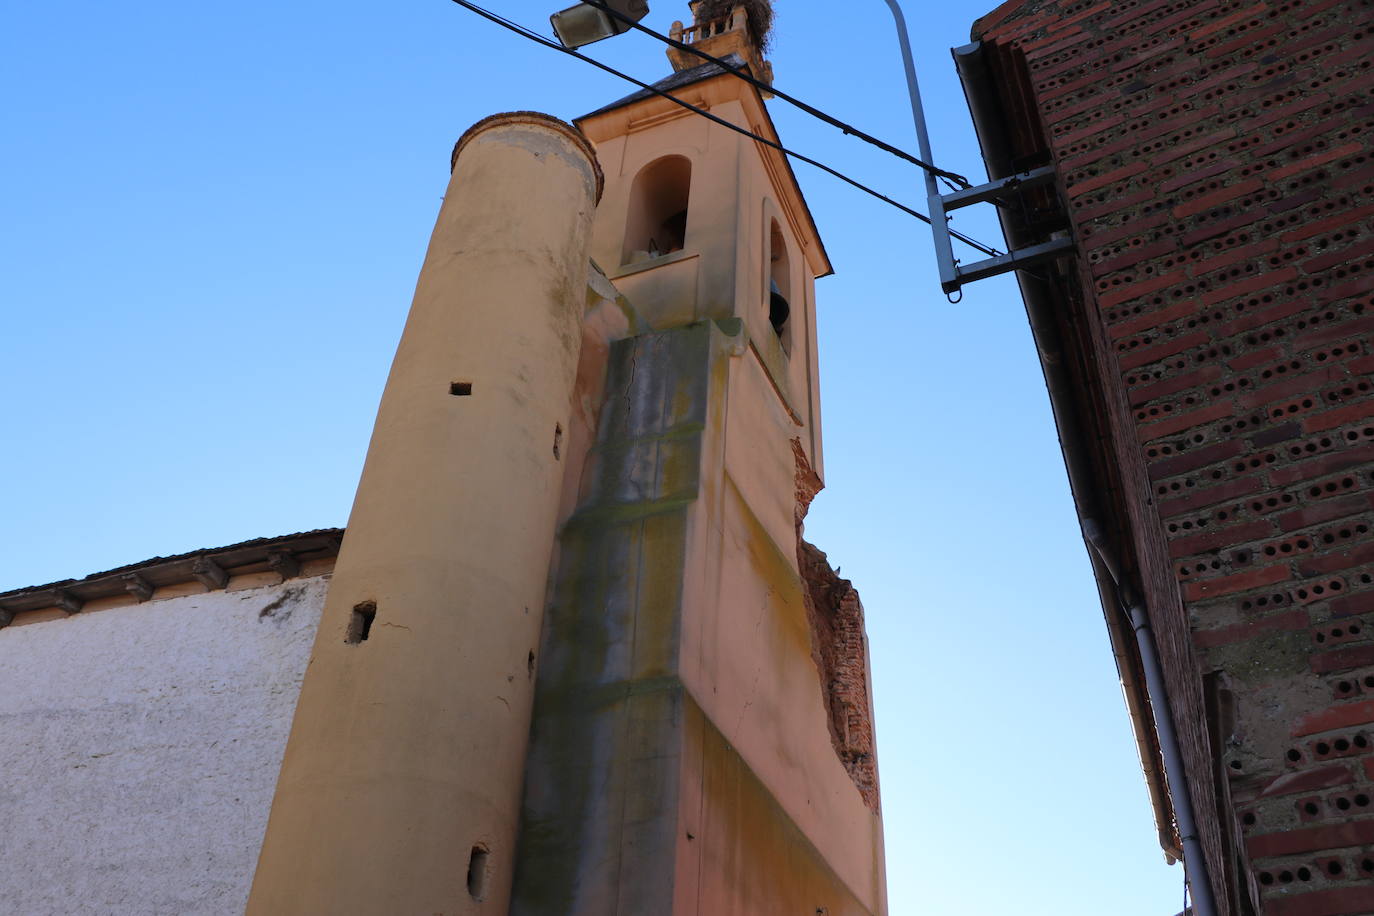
[550,0,650,49]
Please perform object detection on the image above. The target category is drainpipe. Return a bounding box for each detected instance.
[1084,521,1218,916]
[952,38,1180,866]
[950,37,1221,916]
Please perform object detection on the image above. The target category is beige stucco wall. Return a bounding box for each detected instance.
[580,83,826,477]
[677,694,879,916]
[0,576,328,915]
[575,70,879,910]
[248,112,601,916]
[690,352,886,909]
[512,314,885,914]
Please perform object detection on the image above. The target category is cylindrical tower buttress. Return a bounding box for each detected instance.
[247,112,602,916]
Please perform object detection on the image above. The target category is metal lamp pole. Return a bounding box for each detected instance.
[880,0,957,290]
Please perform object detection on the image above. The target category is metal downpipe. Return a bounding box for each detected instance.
[948,34,1216,914]
[1084,520,1218,916]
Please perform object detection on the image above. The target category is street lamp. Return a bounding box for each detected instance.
[550,0,649,49]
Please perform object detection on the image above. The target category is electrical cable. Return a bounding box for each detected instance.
[577,0,971,191]
[446,0,1003,257]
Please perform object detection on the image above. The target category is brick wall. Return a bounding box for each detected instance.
[794,441,880,810]
[972,0,1374,912]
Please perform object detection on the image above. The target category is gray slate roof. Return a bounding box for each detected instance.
[579,54,751,120]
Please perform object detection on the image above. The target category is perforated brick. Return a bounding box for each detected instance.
[973,0,1374,908]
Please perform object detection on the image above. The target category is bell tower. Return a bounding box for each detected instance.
[247,4,884,913]
[511,8,885,914]
[575,4,829,469]
[666,0,774,82]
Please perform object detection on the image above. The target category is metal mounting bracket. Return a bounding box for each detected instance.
[930,166,1076,295]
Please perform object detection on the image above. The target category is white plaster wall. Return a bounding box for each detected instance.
[0,576,327,915]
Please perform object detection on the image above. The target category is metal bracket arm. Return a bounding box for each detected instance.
[944,236,1076,293]
[940,165,1058,212]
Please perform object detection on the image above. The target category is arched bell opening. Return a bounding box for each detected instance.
[767,218,792,355]
[622,155,692,265]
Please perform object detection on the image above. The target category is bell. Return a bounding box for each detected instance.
[769,279,790,335]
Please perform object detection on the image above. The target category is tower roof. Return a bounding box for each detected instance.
[579,53,748,120]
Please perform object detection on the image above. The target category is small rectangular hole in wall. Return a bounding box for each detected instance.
[345,601,376,644]
[450,381,473,396]
[467,845,489,900]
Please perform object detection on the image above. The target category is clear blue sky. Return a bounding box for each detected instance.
[3,1,1185,912]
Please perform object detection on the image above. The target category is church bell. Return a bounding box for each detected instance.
[769,279,790,335]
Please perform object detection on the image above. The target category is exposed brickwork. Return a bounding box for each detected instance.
[793,440,880,810]
[975,0,1373,911]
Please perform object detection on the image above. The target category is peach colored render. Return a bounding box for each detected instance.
[246,112,605,915]
[249,6,886,914]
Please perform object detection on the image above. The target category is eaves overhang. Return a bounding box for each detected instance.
[0,528,343,627]
[952,37,1181,864]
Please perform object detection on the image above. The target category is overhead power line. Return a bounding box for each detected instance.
[579,0,971,191]
[445,0,1002,258]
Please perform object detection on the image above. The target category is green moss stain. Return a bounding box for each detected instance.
[511,322,720,914]
[687,695,879,914]
[713,316,744,338]
[725,476,810,654]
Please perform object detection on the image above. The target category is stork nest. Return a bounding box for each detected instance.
[695,0,773,52]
